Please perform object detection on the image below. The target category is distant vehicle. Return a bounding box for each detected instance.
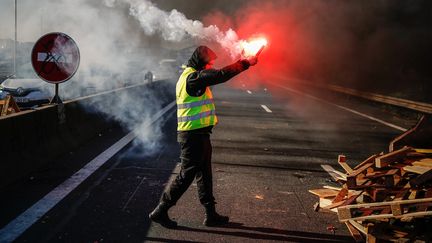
[0,62,97,108]
[0,77,52,108]
[0,61,52,108]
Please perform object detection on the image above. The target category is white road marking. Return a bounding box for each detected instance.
[261,104,272,113]
[270,82,407,132]
[0,101,176,243]
[247,90,252,94]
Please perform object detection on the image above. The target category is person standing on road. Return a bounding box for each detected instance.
[149,46,258,228]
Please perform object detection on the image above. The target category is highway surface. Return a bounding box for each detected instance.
[0,78,419,243]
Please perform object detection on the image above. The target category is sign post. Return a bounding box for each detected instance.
[31,32,80,104]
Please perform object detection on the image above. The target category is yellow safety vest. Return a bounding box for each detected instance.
[176,67,218,131]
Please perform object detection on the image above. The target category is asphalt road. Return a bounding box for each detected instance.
[0,79,418,243]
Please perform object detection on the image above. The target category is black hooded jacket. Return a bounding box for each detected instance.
[185,46,250,97]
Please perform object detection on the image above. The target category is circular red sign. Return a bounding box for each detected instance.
[31,32,80,84]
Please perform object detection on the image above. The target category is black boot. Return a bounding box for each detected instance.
[203,203,229,226]
[149,202,177,228]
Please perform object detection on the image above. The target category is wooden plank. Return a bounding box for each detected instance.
[363,168,400,187]
[414,148,432,154]
[375,146,413,168]
[408,190,417,200]
[7,95,20,114]
[348,220,367,237]
[338,196,432,210]
[403,165,431,174]
[345,221,364,242]
[338,209,432,222]
[389,115,423,152]
[322,185,342,191]
[338,155,354,174]
[353,154,378,170]
[346,162,374,189]
[0,95,10,116]
[308,188,339,198]
[337,196,432,221]
[324,191,362,210]
[321,164,347,181]
[319,198,338,212]
[0,95,20,116]
[332,188,348,203]
[412,158,432,168]
[391,204,403,216]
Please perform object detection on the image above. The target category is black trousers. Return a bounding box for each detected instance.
[161,132,215,206]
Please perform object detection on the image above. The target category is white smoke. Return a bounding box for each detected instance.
[0,0,248,155]
[0,0,178,155]
[109,0,244,58]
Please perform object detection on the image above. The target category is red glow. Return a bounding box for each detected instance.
[202,2,313,91]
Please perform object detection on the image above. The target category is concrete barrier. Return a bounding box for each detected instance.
[0,80,175,189]
[275,76,432,114]
[324,84,432,114]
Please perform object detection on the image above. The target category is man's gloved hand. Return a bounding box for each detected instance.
[247,56,258,66]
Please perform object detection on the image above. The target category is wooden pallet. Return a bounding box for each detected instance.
[337,195,432,222]
[375,146,413,168]
[312,149,432,242]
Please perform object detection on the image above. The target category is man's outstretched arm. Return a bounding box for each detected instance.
[186,59,255,96]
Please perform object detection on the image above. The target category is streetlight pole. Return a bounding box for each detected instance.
[14,0,17,77]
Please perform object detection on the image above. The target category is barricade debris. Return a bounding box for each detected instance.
[310,115,432,242]
[0,95,20,116]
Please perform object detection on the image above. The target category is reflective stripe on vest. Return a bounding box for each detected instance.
[176,67,218,131]
[177,99,214,109]
[177,110,216,122]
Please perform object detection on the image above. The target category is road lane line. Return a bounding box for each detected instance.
[269,82,407,132]
[261,104,272,113]
[0,101,176,243]
[247,90,252,94]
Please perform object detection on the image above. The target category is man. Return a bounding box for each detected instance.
[149,46,258,228]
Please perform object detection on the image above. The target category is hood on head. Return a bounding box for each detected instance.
[187,46,217,71]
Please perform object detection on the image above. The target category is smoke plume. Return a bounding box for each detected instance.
[0,0,181,154]
[106,0,247,58]
[106,0,432,102]
[1,0,431,154]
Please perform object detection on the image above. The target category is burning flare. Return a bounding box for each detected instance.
[240,37,268,57]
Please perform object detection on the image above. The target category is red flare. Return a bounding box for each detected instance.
[240,37,268,57]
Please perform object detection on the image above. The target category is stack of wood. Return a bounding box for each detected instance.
[310,148,432,242]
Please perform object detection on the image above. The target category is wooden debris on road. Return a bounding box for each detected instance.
[311,149,432,242]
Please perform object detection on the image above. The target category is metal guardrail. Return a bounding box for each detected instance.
[323,84,432,114]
